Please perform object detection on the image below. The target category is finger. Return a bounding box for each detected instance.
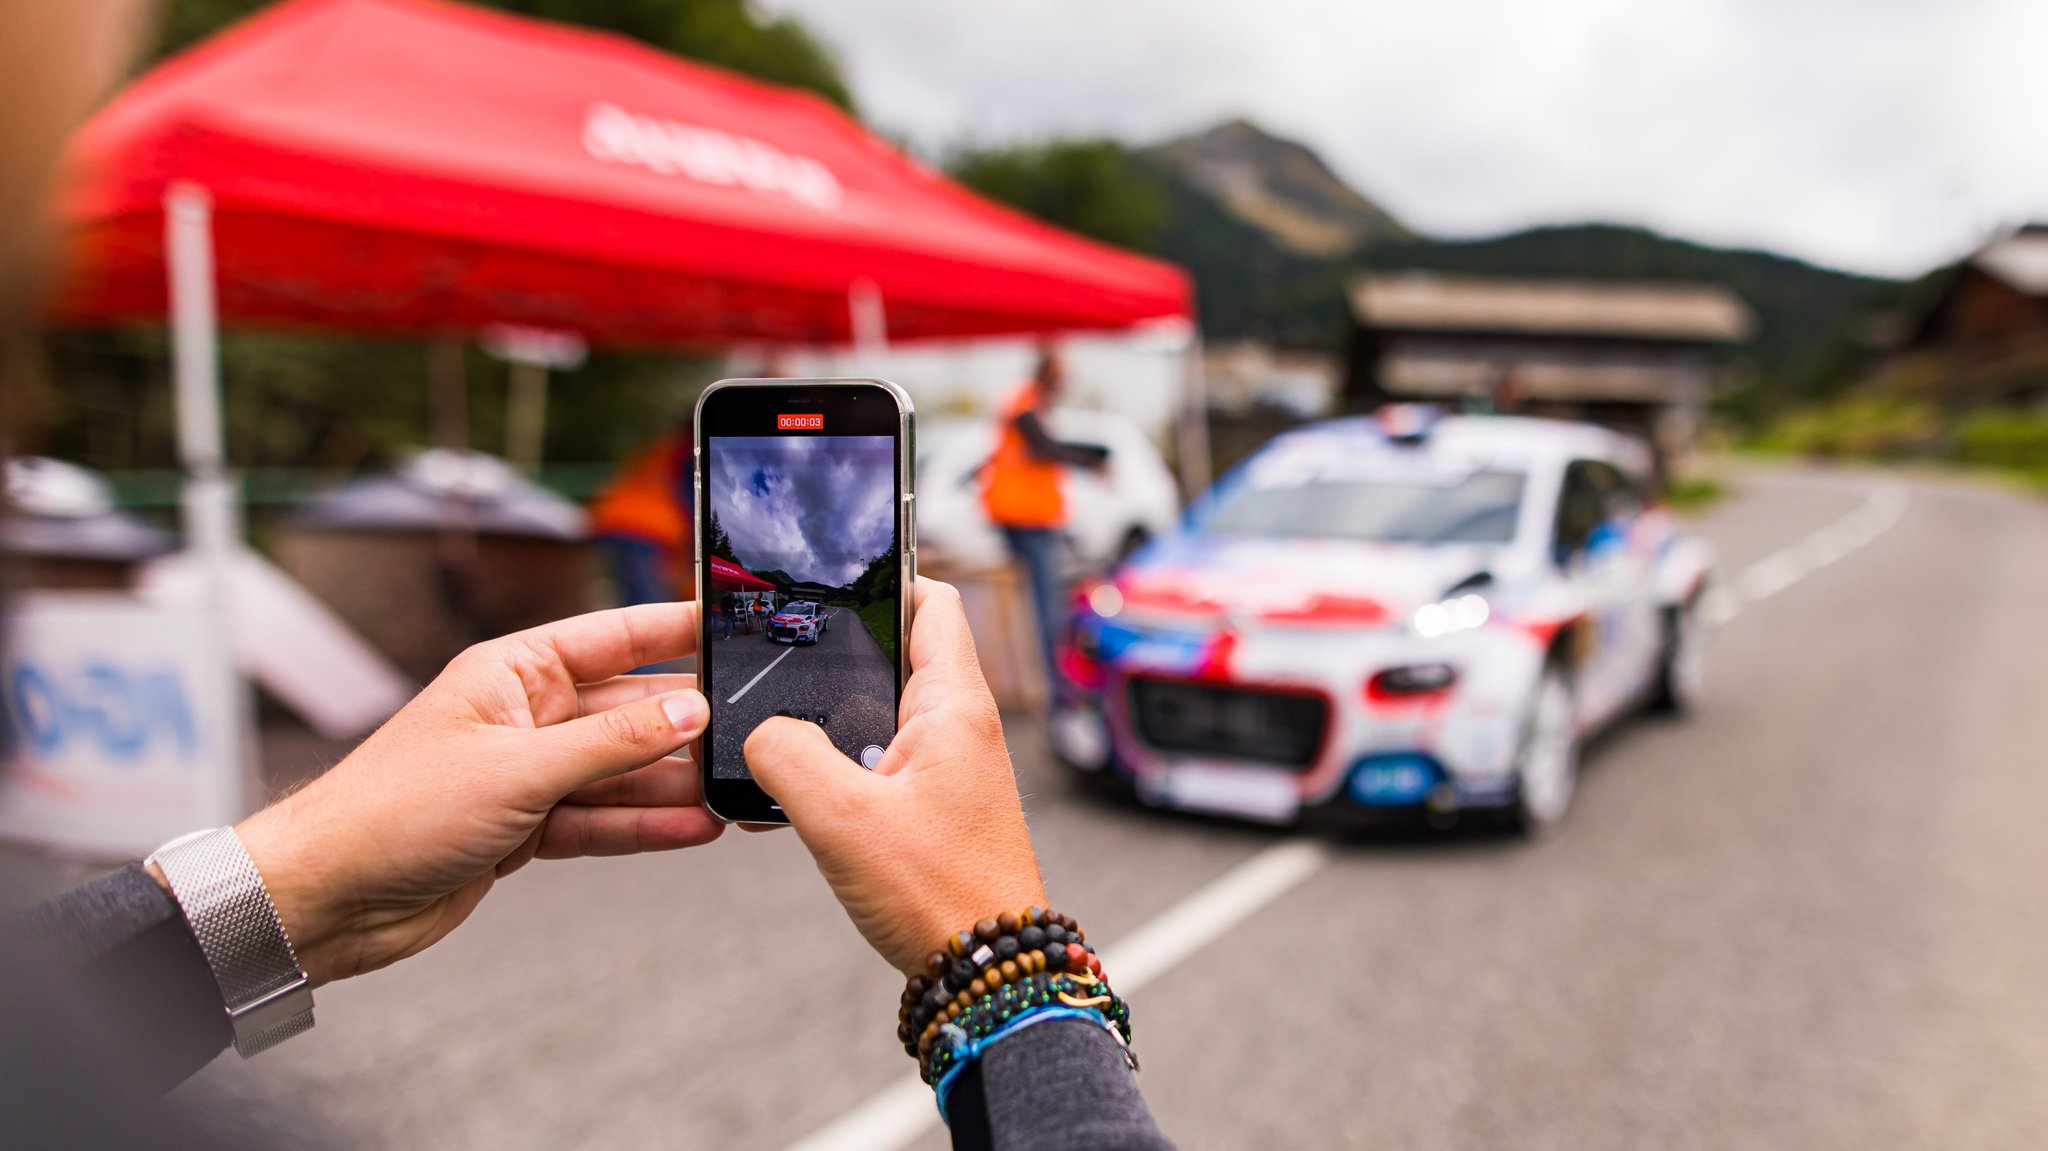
[899,579,1002,758]
[577,674,697,716]
[906,578,985,686]
[563,754,699,807]
[522,688,707,795]
[509,602,700,685]
[744,715,875,827]
[535,804,725,858]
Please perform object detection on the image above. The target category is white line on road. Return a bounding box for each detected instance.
[787,473,1912,1151]
[784,840,1333,1151]
[727,645,795,704]
[1717,475,1908,622]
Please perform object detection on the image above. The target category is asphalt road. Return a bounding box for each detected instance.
[707,604,898,779]
[17,464,2048,1149]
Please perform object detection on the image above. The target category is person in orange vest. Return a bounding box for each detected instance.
[981,347,1109,701]
[589,420,693,607]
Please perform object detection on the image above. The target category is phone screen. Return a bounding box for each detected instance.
[695,380,911,822]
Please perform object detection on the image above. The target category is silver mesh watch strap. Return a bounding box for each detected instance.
[147,827,315,1057]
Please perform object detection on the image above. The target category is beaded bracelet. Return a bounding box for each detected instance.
[922,970,1132,1086]
[897,905,1133,1087]
[931,1005,1119,1121]
[899,905,1099,1054]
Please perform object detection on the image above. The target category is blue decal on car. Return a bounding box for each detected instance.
[1347,753,1443,806]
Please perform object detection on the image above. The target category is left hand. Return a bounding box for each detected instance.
[229,602,721,987]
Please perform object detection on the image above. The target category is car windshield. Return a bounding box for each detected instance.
[1202,467,1527,544]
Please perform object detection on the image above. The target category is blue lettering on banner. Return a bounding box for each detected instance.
[3,660,200,766]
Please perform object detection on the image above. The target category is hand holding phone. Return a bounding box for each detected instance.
[694,378,915,825]
[744,578,1048,974]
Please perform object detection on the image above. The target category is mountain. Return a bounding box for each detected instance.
[1363,225,1903,404]
[1142,120,1412,258]
[1127,120,1901,411]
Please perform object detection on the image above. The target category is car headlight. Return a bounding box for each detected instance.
[1412,594,1489,638]
[1087,583,1124,618]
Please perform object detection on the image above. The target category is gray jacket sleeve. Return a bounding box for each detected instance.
[4,863,232,1092]
[947,1016,1174,1150]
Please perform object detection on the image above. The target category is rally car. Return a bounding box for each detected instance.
[768,601,830,645]
[1050,410,1713,833]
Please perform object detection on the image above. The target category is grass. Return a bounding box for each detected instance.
[1744,403,2048,495]
[1666,474,1726,513]
[854,598,899,666]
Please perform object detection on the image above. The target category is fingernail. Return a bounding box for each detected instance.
[662,690,707,734]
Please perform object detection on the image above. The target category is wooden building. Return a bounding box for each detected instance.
[1898,224,2048,406]
[1343,273,1753,471]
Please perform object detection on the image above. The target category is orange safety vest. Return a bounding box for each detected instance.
[981,384,1064,529]
[589,435,691,551]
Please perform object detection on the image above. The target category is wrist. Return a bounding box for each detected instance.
[234,798,354,988]
[903,885,1050,977]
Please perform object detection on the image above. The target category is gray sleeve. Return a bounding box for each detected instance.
[949,1016,1175,1151]
[2,866,281,1149]
[4,863,232,1092]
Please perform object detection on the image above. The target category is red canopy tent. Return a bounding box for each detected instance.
[33,0,1197,826]
[48,0,1191,344]
[707,555,773,594]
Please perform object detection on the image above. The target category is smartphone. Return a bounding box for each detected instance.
[693,378,915,824]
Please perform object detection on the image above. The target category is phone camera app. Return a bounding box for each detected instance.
[705,433,899,778]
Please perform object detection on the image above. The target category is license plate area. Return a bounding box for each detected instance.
[1154,761,1301,824]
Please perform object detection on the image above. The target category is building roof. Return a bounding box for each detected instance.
[1349,273,1753,343]
[1972,224,2048,297]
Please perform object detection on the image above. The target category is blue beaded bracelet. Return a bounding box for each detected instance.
[933,1005,1118,1121]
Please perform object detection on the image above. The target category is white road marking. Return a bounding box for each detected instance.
[726,645,795,704]
[788,472,1913,1151]
[1716,475,1908,622]
[783,840,1333,1151]
[1700,586,1744,627]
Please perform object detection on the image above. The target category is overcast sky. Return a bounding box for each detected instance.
[710,436,895,586]
[762,0,2045,278]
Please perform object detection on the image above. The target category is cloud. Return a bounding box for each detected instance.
[709,436,897,586]
[762,0,2046,276]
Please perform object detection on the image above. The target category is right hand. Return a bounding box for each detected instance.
[745,578,1048,974]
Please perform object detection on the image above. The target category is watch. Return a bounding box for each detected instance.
[147,826,315,1057]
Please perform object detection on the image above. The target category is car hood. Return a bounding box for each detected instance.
[1110,533,1498,628]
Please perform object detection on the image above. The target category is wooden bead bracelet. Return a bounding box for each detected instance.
[896,906,1132,1084]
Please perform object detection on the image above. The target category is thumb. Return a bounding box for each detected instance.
[522,689,707,796]
[745,716,872,824]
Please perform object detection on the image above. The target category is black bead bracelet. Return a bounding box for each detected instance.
[898,905,1128,1085]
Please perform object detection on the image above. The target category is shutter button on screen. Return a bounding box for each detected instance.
[861,745,885,770]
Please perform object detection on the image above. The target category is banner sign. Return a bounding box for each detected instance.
[0,593,245,856]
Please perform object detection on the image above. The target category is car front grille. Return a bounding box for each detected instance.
[1127,678,1327,768]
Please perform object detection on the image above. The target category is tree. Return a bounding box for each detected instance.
[154,0,856,112]
[846,532,897,605]
[704,509,738,564]
[947,140,1167,252]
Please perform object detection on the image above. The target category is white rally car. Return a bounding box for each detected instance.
[768,601,830,645]
[1051,411,1713,832]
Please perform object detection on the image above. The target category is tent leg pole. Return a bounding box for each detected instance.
[165,181,253,819]
[850,279,889,356]
[1176,329,1211,499]
[429,335,468,450]
[505,360,548,475]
